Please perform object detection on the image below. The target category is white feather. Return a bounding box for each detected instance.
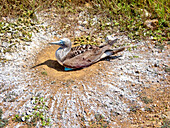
[100,51,113,59]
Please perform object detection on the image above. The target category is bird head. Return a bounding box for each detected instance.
[49,38,71,48]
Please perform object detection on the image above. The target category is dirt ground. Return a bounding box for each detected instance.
[32,41,169,127]
[0,6,169,128]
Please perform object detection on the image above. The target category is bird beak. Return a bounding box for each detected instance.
[49,40,64,46]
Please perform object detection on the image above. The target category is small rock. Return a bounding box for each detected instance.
[85,3,92,8]
[51,31,57,35]
[131,84,135,86]
[23,65,27,68]
[51,81,56,84]
[105,35,117,42]
[45,102,48,106]
[7,33,11,38]
[27,118,32,122]
[2,17,6,21]
[21,117,25,121]
[144,19,158,29]
[78,20,82,24]
[135,71,140,74]
[78,26,85,31]
[140,9,151,18]
[82,21,88,25]
[5,53,13,60]
[154,63,159,67]
[141,108,145,111]
[84,108,89,115]
[73,85,77,88]
[2,42,9,48]
[166,111,170,120]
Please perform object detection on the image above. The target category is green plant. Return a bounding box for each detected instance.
[12,97,51,127]
[164,67,170,72]
[161,120,170,128]
[129,55,139,59]
[141,97,153,104]
[74,36,98,45]
[0,0,169,52]
[91,0,169,43]
[88,113,109,127]
[130,106,139,113]
[0,108,8,127]
[41,71,47,75]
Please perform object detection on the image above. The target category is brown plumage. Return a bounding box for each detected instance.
[49,38,125,69]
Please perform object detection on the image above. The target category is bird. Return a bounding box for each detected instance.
[49,38,126,71]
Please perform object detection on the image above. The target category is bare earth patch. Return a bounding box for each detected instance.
[33,44,104,81]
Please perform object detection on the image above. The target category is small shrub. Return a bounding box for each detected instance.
[41,71,47,75]
[161,120,170,128]
[141,97,153,104]
[0,108,8,127]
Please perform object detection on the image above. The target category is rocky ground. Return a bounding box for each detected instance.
[0,7,169,128]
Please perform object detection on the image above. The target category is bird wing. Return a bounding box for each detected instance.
[65,44,98,59]
[63,46,126,69]
[64,39,118,60]
[63,45,109,69]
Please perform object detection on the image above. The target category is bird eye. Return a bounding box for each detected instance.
[60,40,64,45]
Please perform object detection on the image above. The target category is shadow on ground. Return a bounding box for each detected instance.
[31,55,122,72]
[31,59,64,71]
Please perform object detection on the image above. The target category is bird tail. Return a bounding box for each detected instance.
[100,46,125,59]
[111,45,138,54]
[108,38,118,46]
[110,46,125,54]
[100,45,137,59]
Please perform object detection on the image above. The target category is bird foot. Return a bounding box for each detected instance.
[64,67,73,71]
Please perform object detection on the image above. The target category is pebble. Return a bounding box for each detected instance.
[21,117,25,121]
[5,53,13,60]
[22,65,27,68]
[141,108,145,111]
[2,42,9,48]
[166,111,170,120]
[105,35,117,42]
[82,21,88,25]
[131,84,135,86]
[135,70,140,74]
[26,111,32,115]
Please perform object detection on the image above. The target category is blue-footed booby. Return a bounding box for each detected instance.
[49,38,125,70]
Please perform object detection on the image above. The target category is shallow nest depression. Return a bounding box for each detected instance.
[33,44,107,81]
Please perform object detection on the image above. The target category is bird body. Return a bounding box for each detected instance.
[49,38,125,70]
